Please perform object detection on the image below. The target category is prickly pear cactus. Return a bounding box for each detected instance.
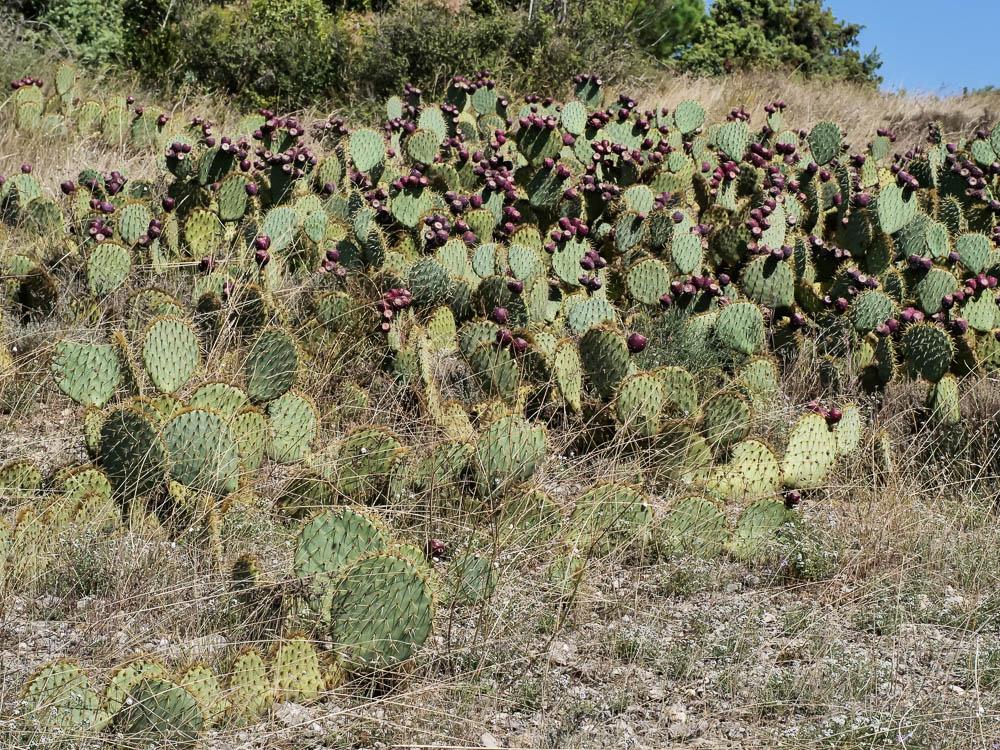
[111,677,204,746]
[51,340,122,407]
[781,413,837,490]
[142,317,200,394]
[327,552,435,671]
[472,415,546,500]
[19,660,103,733]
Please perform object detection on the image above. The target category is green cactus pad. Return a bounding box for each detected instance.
[183,209,222,257]
[230,407,268,472]
[807,122,842,165]
[51,340,122,407]
[565,294,616,335]
[272,636,327,703]
[87,242,131,296]
[728,500,788,562]
[180,664,228,727]
[702,391,752,448]
[715,302,765,355]
[218,174,250,222]
[472,414,546,500]
[553,340,583,412]
[189,381,249,419]
[656,496,727,558]
[349,128,385,172]
[913,268,959,315]
[960,292,997,333]
[626,259,671,305]
[294,507,387,589]
[876,184,917,235]
[580,327,632,400]
[673,100,705,134]
[227,650,271,723]
[781,412,837,489]
[100,405,167,500]
[111,677,203,746]
[615,371,666,438]
[327,552,435,671]
[848,290,897,334]
[406,129,441,164]
[161,408,241,494]
[105,659,170,716]
[20,659,102,733]
[833,402,864,454]
[955,233,991,273]
[142,317,200,394]
[900,322,955,382]
[266,390,318,463]
[245,327,299,402]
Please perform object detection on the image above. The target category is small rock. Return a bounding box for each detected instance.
[550,640,575,665]
[480,731,501,748]
[274,702,323,734]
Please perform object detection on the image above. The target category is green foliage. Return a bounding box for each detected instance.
[175,0,345,108]
[39,0,125,65]
[678,0,881,84]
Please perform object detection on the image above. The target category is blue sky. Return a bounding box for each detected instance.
[707,1,999,93]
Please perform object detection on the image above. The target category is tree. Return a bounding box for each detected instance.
[629,0,704,59]
[678,0,882,83]
[471,0,704,61]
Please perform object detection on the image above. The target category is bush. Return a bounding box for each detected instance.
[38,0,125,65]
[678,0,881,84]
[172,0,347,108]
[121,0,186,74]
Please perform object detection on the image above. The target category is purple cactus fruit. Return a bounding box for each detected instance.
[496,328,514,347]
[659,293,673,309]
[626,332,648,354]
[783,489,802,509]
[325,248,340,263]
[825,407,843,426]
[511,337,528,355]
[254,235,271,252]
[507,278,524,295]
[199,256,215,272]
[20,163,32,174]
[245,182,259,197]
[952,318,969,335]
[162,197,176,212]
[59,180,76,195]
[425,538,447,560]
[833,297,849,313]
[254,249,270,267]
[492,306,509,324]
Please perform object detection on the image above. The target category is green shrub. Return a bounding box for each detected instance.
[678,0,882,84]
[39,0,125,65]
[173,0,346,108]
[122,0,186,74]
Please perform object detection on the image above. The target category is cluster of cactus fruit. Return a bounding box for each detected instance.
[5,61,1000,736]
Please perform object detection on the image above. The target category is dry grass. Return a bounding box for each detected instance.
[2,61,1000,750]
[638,70,1000,149]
